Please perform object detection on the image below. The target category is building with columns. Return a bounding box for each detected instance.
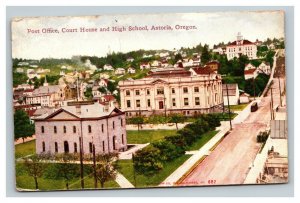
[33,101,127,155]
[118,67,223,117]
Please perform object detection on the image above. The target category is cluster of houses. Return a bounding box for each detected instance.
[14,32,278,156]
[244,61,271,80]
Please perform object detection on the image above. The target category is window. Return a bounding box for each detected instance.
[102,141,105,152]
[113,121,115,129]
[136,100,140,108]
[122,134,124,144]
[113,136,117,150]
[126,100,131,108]
[135,90,140,95]
[171,88,175,94]
[146,89,150,95]
[194,87,199,93]
[101,124,104,132]
[42,142,45,152]
[63,126,66,133]
[147,99,151,107]
[73,126,76,133]
[157,88,164,95]
[74,143,77,153]
[121,119,123,126]
[89,142,93,153]
[55,142,58,153]
[88,125,92,133]
[126,90,130,96]
[54,126,57,134]
[172,98,176,107]
[64,141,69,153]
[195,97,200,105]
[184,98,189,106]
[183,87,188,93]
[41,126,44,133]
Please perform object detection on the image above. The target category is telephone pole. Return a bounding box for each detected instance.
[278,77,282,107]
[92,144,97,188]
[225,84,232,130]
[270,87,274,120]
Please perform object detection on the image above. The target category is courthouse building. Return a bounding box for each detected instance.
[33,101,127,155]
[118,67,223,117]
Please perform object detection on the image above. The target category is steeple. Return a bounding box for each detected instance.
[43,75,48,86]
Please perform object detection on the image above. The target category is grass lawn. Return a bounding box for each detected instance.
[15,140,36,159]
[15,162,119,191]
[229,103,249,111]
[117,155,191,188]
[186,130,219,151]
[126,130,177,144]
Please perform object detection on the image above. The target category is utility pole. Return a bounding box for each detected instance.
[270,102,273,120]
[225,84,232,130]
[132,153,137,187]
[253,77,256,99]
[270,87,274,120]
[79,136,84,189]
[92,144,97,188]
[278,77,282,107]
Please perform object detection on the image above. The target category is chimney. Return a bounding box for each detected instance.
[76,105,81,114]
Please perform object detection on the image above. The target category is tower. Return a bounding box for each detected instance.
[43,75,48,86]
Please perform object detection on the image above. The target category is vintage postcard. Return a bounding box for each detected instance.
[12,10,287,191]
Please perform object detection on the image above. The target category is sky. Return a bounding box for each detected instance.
[11,11,285,60]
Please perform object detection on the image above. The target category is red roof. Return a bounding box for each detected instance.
[244,69,257,75]
[24,89,34,92]
[102,95,116,102]
[192,67,214,75]
[227,40,255,47]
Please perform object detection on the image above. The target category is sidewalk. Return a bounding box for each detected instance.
[14,135,36,145]
[159,123,230,186]
[119,143,149,160]
[115,172,135,188]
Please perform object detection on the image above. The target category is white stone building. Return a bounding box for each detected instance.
[115,68,126,75]
[127,67,136,74]
[226,32,257,60]
[34,102,127,155]
[118,67,223,117]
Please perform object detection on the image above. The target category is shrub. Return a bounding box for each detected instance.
[152,140,185,161]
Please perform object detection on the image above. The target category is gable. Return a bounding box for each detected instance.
[151,79,167,84]
[46,110,79,120]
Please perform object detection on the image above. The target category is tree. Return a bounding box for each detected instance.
[53,153,80,190]
[94,153,118,188]
[152,140,184,161]
[23,153,49,190]
[133,146,163,176]
[14,109,35,142]
[107,81,117,93]
[201,44,211,64]
[98,86,107,94]
[84,87,93,100]
[130,116,144,131]
[169,114,186,130]
[13,72,28,87]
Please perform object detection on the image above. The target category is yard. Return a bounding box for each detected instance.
[126,130,177,144]
[229,103,249,111]
[186,130,219,151]
[15,140,35,159]
[16,162,119,191]
[117,155,191,188]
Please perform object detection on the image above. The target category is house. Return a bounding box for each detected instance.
[99,73,110,79]
[245,63,257,71]
[151,60,161,67]
[212,47,224,55]
[99,78,109,87]
[244,69,258,80]
[205,61,220,73]
[127,67,136,74]
[119,67,223,117]
[189,67,215,76]
[240,92,250,104]
[103,64,114,71]
[99,95,118,108]
[92,85,102,98]
[226,32,257,60]
[27,69,40,79]
[258,61,271,75]
[115,68,126,75]
[140,62,151,70]
[60,71,65,76]
[17,62,29,66]
[126,57,134,62]
[33,102,127,154]
[222,84,240,105]
[16,68,24,73]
